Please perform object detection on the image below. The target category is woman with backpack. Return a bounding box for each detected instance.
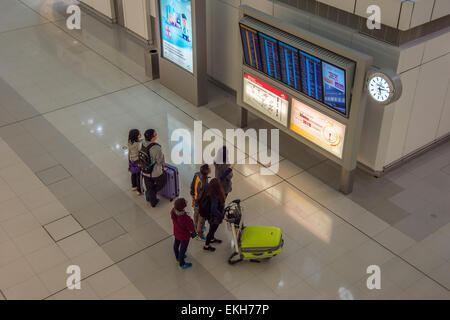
[128,129,142,195]
[203,178,226,252]
[171,198,195,270]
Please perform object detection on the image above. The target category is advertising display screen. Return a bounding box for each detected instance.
[239,24,263,71]
[279,42,301,91]
[243,73,289,126]
[300,51,323,102]
[259,33,281,81]
[322,62,347,115]
[159,0,193,73]
[290,98,346,158]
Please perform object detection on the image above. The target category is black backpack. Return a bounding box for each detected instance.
[198,193,211,220]
[138,143,159,175]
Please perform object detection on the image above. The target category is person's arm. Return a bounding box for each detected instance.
[190,176,196,198]
[219,167,233,182]
[156,146,165,166]
[185,215,195,233]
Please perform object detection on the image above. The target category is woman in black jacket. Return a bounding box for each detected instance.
[203,178,226,252]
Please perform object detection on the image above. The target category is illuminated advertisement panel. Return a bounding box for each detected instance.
[290,98,346,158]
[322,62,347,115]
[159,0,193,73]
[243,73,289,126]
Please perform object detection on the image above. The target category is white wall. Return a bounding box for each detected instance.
[123,0,151,40]
[80,0,114,19]
[384,28,450,166]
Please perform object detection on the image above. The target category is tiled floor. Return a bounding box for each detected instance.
[0,0,449,300]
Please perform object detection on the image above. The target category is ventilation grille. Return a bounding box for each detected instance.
[240,16,355,70]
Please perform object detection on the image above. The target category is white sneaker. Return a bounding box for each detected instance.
[131,187,137,191]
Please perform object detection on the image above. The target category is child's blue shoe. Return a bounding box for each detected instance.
[178,262,193,270]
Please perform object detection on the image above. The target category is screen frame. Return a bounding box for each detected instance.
[298,49,325,104]
[238,22,352,118]
[158,0,194,74]
[321,60,348,116]
[239,23,263,72]
[258,31,282,81]
[278,40,302,92]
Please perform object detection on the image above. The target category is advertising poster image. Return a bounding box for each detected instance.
[322,62,346,114]
[243,73,289,126]
[290,98,346,159]
[160,0,193,73]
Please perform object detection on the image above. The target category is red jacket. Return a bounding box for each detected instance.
[171,209,195,241]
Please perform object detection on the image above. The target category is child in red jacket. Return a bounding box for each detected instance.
[171,198,195,270]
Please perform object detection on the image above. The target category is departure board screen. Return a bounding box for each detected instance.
[300,51,323,102]
[322,62,347,115]
[239,24,262,71]
[259,32,281,81]
[279,42,301,91]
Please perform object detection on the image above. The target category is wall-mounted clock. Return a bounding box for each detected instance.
[366,69,402,105]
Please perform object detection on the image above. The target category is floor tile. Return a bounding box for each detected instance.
[103,283,145,300]
[44,215,83,241]
[36,165,71,185]
[25,244,69,274]
[47,281,99,300]
[0,0,47,33]
[3,276,50,300]
[57,230,98,259]
[86,265,131,298]
[0,257,35,290]
[31,201,70,225]
[13,227,54,255]
[1,212,41,239]
[87,218,126,245]
[0,197,29,223]
[0,240,22,267]
[374,227,416,254]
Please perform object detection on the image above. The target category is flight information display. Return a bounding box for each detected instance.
[239,22,352,117]
[300,51,323,102]
[259,32,281,81]
[322,62,347,115]
[239,24,262,71]
[279,42,301,91]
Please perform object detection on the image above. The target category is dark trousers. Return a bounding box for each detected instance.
[143,174,166,207]
[205,223,220,246]
[131,172,141,192]
[174,238,190,266]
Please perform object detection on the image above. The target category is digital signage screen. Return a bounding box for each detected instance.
[259,33,281,81]
[243,73,289,126]
[159,0,193,73]
[279,42,301,91]
[239,24,263,71]
[290,98,346,159]
[322,62,347,115]
[300,51,323,102]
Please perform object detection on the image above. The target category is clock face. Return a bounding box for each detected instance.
[368,75,393,103]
